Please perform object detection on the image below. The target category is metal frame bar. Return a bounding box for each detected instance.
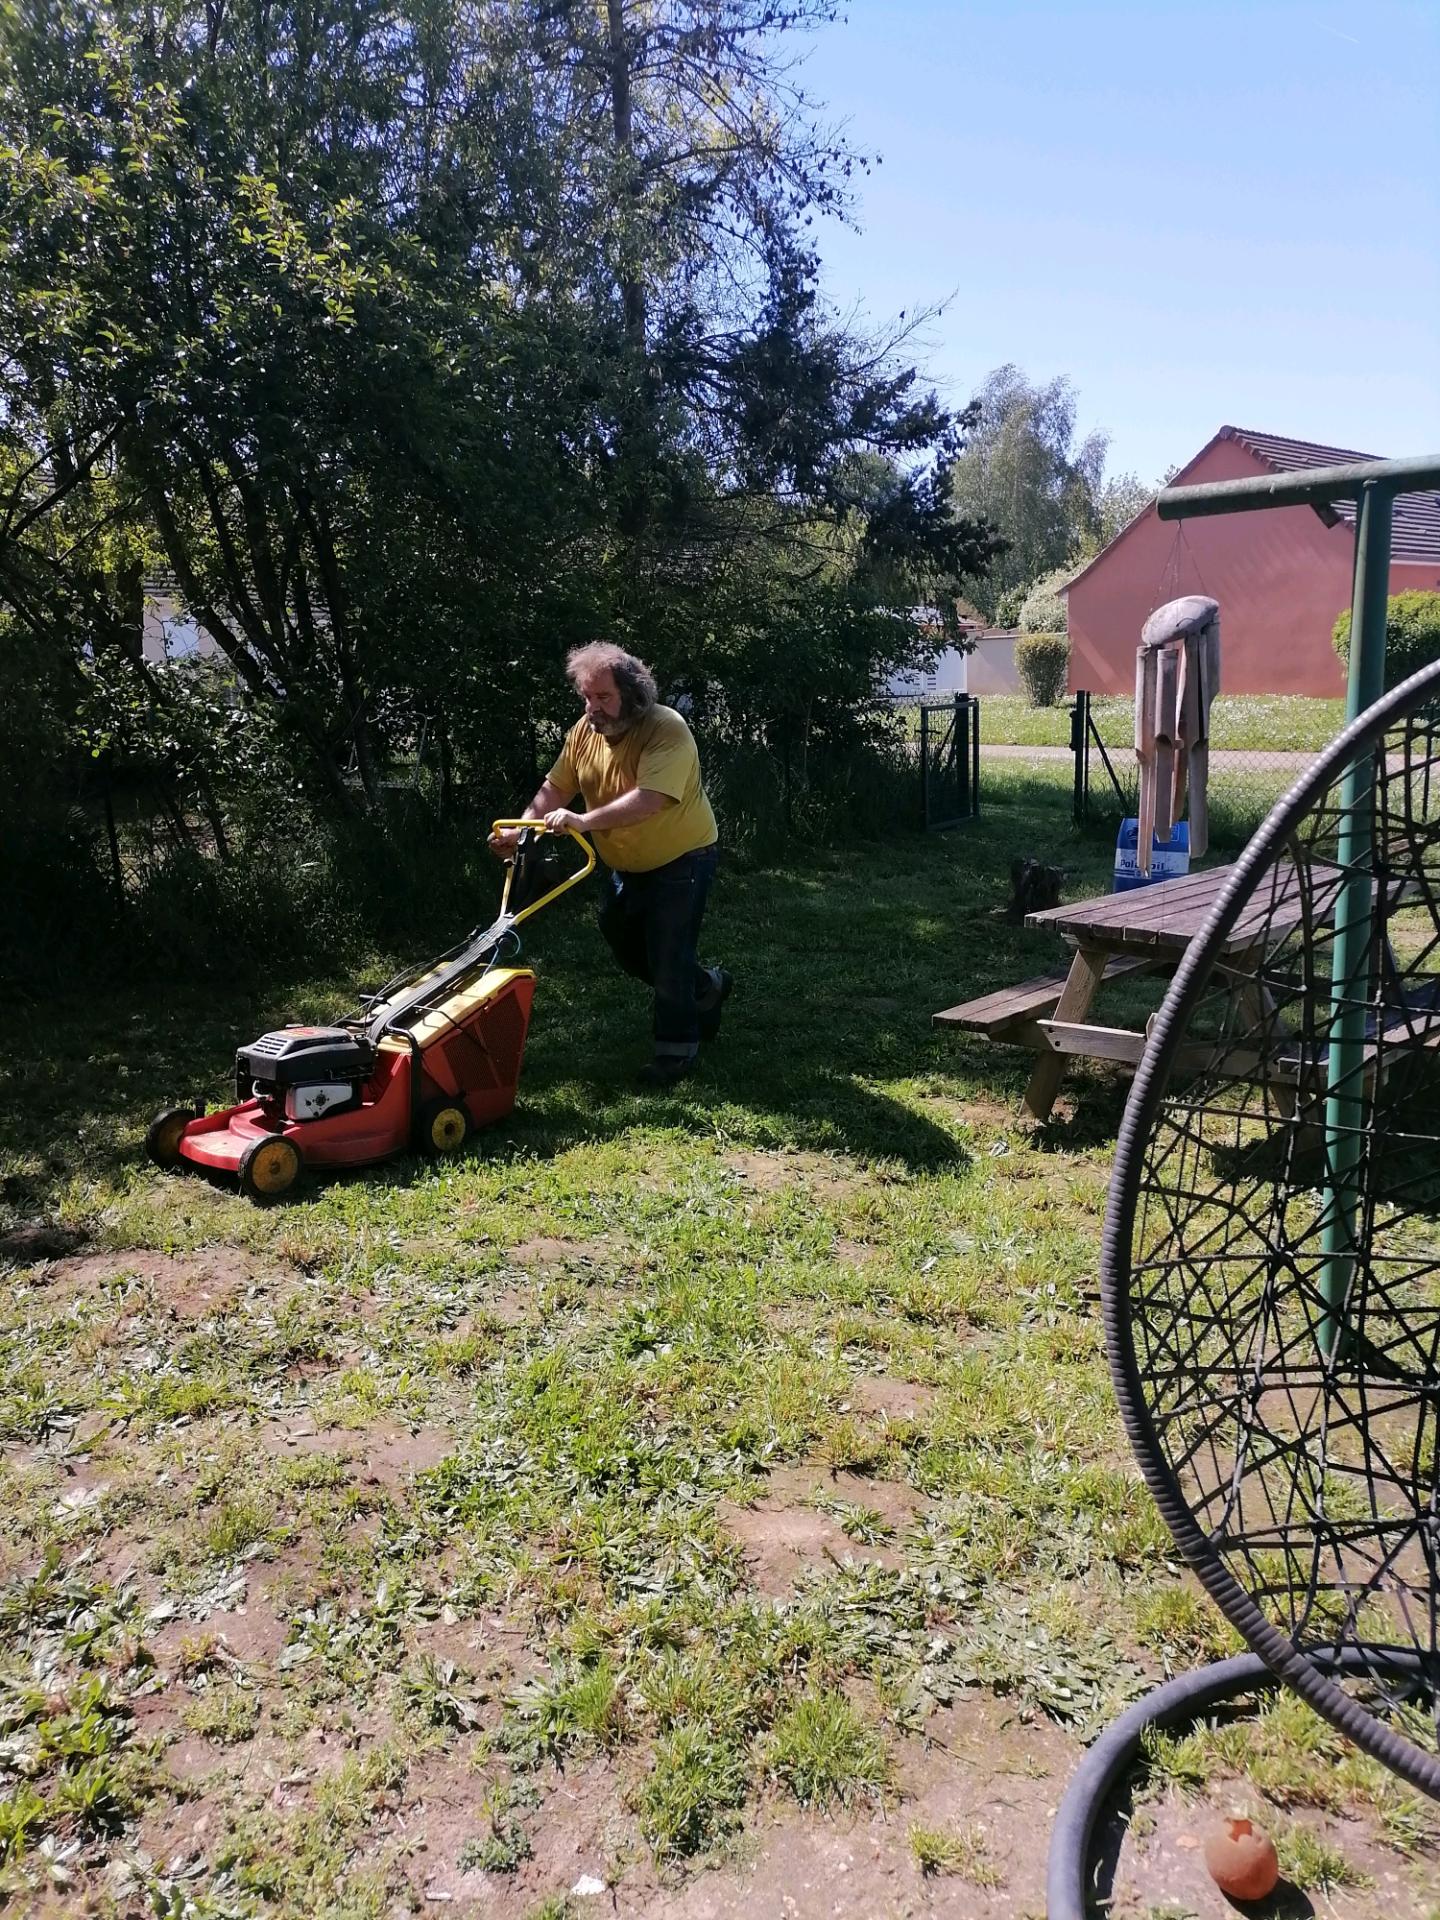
[1157,453,1440,1356]
[1156,453,1440,519]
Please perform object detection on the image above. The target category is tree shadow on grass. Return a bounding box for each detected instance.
[0,981,970,1228]
[506,1063,971,1175]
[4,796,1126,1218]
[1029,1074,1134,1154]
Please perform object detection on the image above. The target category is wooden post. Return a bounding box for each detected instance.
[1022,944,1110,1121]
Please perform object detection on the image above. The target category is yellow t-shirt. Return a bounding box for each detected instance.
[548,705,718,873]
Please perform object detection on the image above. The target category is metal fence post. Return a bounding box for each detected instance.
[1071,692,1089,823]
[971,695,981,818]
[919,702,930,830]
[954,693,967,817]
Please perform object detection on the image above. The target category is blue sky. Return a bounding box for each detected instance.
[799,0,1440,484]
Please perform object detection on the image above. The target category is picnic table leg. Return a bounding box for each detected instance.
[1022,944,1110,1122]
[1235,970,1298,1121]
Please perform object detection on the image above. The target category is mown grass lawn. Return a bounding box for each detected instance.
[979,693,1345,753]
[1,769,1435,1919]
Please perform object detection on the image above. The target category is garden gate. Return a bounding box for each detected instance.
[919,694,980,830]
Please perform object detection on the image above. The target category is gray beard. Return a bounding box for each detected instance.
[587,713,631,738]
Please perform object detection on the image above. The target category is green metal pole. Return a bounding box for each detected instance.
[1317,481,1393,1358]
[1156,453,1440,519]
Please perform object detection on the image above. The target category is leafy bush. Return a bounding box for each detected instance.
[1015,633,1070,708]
[1333,591,1440,692]
[1018,567,1071,634]
[993,583,1027,629]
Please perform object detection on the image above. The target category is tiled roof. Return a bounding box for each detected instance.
[1222,427,1440,564]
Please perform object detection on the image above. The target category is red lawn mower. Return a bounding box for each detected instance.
[145,822,594,1202]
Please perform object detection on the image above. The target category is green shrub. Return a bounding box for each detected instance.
[1015,633,1070,707]
[1333,591,1440,692]
[1018,568,1071,634]
[993,583,1027,629]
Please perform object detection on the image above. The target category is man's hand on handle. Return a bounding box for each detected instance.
[489,780,571,859]
[488,783,668,860]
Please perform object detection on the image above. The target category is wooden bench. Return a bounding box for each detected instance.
[934,954,1155,1040]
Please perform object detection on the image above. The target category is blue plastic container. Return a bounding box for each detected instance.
[1114,818,1190,893]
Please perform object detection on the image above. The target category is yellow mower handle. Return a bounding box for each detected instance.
[492,819,596,926]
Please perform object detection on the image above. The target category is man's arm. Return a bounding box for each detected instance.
[544,788,674,835]
[527,777,571,819]
[488,778,575,856]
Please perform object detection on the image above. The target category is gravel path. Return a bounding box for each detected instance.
[979,743,1315,773]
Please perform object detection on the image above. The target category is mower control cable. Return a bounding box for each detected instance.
[357,823,595,1052]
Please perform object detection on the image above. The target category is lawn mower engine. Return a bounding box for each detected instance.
[239,1025,376,1123]
[145,823,591,1201]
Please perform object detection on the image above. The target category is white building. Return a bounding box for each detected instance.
[141,576,223,666]
[886,626,1020,699]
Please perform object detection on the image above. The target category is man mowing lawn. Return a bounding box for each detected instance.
[491,643,732,1086]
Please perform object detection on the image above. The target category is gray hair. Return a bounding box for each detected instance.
[565,642,658,720]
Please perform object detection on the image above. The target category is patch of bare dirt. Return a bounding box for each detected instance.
[0,1221,88,1264]
[395,1750,635,1915]
[357,1424,455,1488]
[127,1685,189,1747]
[210,1590,295,1668]
[470,1288,536,1328]
[844,1377,937,1423]
[724,1151,858,1197]
[31,1246,258,1318]
[162,1732,227,1787]
[635,1694,1072,1918]
[254,1417,454,1489]
[645,1815,948,1918]
[833,1238,880,1266]
[137,1725,366,1856]
[142,1544,324,1671]
[507,1237,613,1269]
[719,1465,930,1599]
[951,1096,1025,1134]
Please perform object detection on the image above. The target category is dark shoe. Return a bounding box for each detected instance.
[636,1057,695,1089]
[698,968,733,1043]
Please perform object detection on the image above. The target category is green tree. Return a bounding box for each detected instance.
[1,0,1000,982]
[946,365,1105,618]
[1095,470,1155,546]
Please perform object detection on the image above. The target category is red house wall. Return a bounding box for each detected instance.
[1066,439,1437,697]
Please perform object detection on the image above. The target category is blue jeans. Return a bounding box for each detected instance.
[598,845,721,1062]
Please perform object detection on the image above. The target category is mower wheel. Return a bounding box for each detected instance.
[417,1097,470,1158]
[146,1106,199,1171]
[239,1134,303,1203]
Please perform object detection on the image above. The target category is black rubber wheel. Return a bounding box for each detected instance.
[416,1096,470,1158]
[238,1134,303,1203]
[145,1106,199,1171]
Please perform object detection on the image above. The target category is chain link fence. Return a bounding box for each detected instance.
[1070,690,1343,847]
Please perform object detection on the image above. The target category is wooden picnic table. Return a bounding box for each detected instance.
[935,863,1308,1121]
[938,859,1436,1124]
